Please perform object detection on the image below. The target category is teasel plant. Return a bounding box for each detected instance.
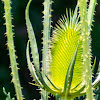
[2,0,100,99]
[26,0,100,100]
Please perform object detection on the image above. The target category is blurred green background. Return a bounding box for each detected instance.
[0,0,100,100]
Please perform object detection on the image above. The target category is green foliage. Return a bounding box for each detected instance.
[25,0,100,100]
[25,0,40,70]
[1,0,100,100]
[25,0,53,99]
[3,87,15,100]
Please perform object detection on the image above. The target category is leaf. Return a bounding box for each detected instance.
[87,0,97,29]
[92,57,96,73]
[64,44,78,95]
[25,0,40,70]
[43,72,61,91]
[26,41,42,86]
[92,62,100,88]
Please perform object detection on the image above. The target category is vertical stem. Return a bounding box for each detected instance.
[78,0,96,100]
[59,96,73,100]
[55,94,59,100]
[59,97,67,100]
[41,90,48,100]
[3,0,23,100]
[42,0,52,99]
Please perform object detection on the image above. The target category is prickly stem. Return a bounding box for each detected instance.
[42,0,52,72]
[3,0,23,100]
[78,0,96,99]
[41,0,52,100]
[41,0,52,99]
[59,96,73,100]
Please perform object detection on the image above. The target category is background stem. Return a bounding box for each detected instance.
[3,0,23,99]
[59,96,73,100]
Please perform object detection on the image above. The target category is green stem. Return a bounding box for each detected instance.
[42,0,52,73]
[78,0,95,100]
[59,96,73,100]
[42,0,52,99]
[3,0,23,100]
[41,91,48,100]
[55,94,59,100]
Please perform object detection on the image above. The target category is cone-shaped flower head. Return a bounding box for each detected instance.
[49,9,83,90]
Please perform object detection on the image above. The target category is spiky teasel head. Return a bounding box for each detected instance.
[48,6,85,96]
[50,8,81,84]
